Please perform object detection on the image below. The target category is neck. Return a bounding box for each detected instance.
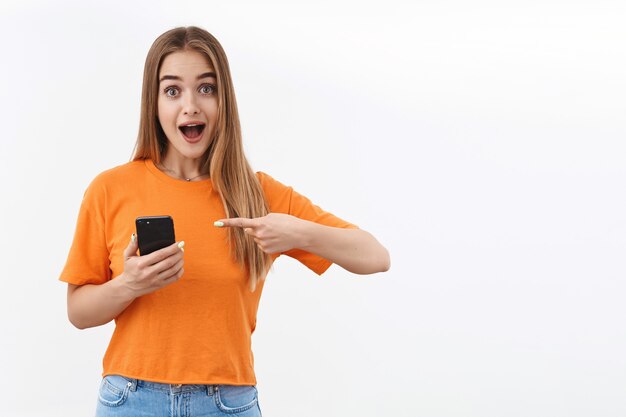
[159,151,209,181]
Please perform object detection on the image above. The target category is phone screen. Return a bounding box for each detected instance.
[135,216,176,256]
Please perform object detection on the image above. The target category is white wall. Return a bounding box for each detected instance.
[1,1,625,416]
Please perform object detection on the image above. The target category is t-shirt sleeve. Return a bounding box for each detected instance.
[59,175,111,285]
[257,171,359,275]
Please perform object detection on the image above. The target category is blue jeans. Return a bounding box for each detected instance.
[95,375,262,417]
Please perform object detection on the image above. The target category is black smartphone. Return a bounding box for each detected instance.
[135,215,176,256]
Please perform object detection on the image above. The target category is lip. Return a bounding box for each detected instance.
[178,121,206,144]
[181,132,203,144]
[178,120,206,127]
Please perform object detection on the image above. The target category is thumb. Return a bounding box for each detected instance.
[124,233,139,258]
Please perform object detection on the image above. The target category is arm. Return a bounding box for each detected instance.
[67,281,136,329]
[215,213,391,275]
[298,221,390,274]
[66,236,185,329]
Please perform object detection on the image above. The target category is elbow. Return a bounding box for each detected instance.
[67,305,110,330]
[354,248,390,275]
[67,304,94,330]
[378,248,391,272]
[68,312,88,330]
[362,232,390,274]
[382,258,390,273]
[67,300,84,329]
[66,284,93,330]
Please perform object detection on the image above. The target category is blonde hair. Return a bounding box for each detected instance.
[131,26,271,291]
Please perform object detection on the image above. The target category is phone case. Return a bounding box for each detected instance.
[135,215,176,256]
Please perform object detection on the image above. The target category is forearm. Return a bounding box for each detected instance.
[67,276,136,329]
[298,222,390,274]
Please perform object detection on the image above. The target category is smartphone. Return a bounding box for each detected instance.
[135,215,176,256]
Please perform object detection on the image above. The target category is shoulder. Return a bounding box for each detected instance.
[255,171,276,186]
[254,171,294,211]
[83,160,145,198]
[255,171,292,195]
[92,160,145,184]
[89,160,145,187]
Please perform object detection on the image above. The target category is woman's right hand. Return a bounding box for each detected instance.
[121,234,185,298]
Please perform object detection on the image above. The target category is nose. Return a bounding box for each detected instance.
[182,93,200,115]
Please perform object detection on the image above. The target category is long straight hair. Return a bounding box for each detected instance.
[131,26,271,291]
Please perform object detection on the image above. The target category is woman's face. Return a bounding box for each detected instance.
[157,50,218,162]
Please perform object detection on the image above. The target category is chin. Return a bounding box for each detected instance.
[181,149,209,160]
[171,141,211,158]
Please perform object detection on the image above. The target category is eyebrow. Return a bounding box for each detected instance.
[159,72,216,82]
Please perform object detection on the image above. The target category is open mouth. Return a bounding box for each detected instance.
[178,123,206,139]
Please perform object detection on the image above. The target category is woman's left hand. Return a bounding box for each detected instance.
[215,213,306,254]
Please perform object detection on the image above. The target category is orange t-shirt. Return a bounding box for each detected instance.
[59,159,358,385]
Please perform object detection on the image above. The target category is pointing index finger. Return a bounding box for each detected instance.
[214,218,256,228]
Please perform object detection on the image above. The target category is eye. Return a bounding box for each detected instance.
[164,86,179,97]
[199,84,216,95]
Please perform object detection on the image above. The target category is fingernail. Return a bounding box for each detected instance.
[131,233,136,243]
[214,221,224,227]
[177,241,185,252]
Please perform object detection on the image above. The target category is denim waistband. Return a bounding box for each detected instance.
[119,377,219,395]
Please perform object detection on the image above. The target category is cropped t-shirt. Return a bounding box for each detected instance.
[59,159,358,385]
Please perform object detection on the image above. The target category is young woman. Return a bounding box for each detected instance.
[60,26,390,417]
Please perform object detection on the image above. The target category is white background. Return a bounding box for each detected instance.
[1,1,625,416]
